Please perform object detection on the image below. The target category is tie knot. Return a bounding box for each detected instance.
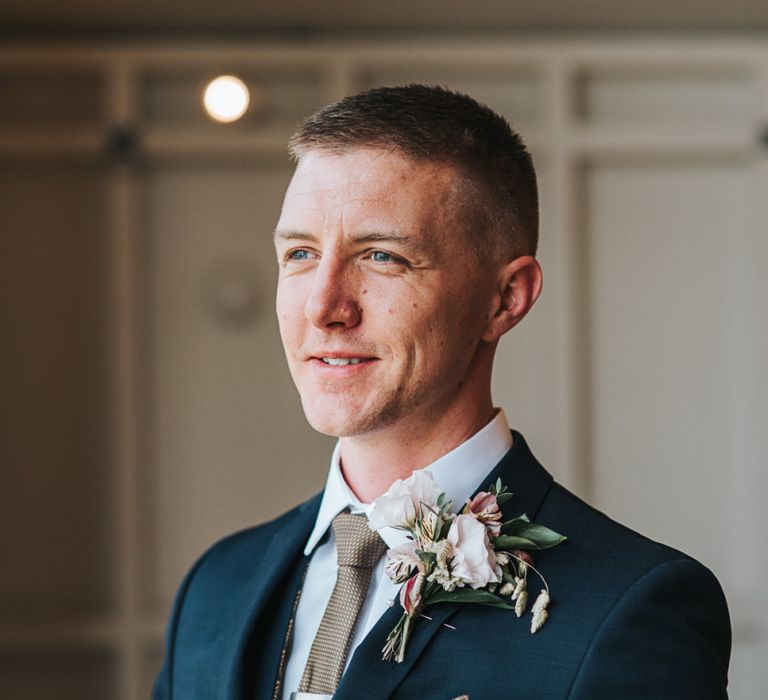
[332,512,386,568]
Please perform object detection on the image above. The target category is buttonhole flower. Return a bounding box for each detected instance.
[368,472,566,662]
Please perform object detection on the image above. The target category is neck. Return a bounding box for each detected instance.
[338,397,496,503]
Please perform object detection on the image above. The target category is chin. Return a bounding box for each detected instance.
[300,398,389,438]
[305,416,368,439]
[301,399,361,438]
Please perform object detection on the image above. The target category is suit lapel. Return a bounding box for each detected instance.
[220,493,322,700]
[335,430,554,699]
[334,592,460,699]
[483,430,554,523]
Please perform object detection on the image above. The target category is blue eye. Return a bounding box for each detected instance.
[370,250,398,263]
[287,249,310,261]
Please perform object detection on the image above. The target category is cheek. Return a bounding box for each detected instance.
[276,292,304,347]
[404,304,458,357]
[422,301,483,357]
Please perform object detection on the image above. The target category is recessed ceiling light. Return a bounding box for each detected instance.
[202,75,250,124]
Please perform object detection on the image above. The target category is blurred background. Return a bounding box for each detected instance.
[1,2,767,699]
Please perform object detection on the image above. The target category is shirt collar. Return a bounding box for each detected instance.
[303,409,513,556]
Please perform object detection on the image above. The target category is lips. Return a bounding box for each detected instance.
[308,351,378,363]
[321,357,365,366]
[307,352,378,371]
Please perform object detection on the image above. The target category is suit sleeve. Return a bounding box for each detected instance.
[567,558,731,699]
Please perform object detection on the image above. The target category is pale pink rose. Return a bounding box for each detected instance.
[368,470,442,531]
[446,514,502,589]
[385,540,421,583]
[399,574,422,615]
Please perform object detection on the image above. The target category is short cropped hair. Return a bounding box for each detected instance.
[288,84,538,260]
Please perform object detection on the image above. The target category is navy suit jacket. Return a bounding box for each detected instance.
[154,432,731,699]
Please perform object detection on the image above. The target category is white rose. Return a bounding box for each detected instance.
[368,470,442,531]
[446,514,502,589]
[407,470,442,512]
[368,479,415,530]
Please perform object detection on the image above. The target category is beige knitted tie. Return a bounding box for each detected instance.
[297,511,387,695]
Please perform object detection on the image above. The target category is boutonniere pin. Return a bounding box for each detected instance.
[367,470,566,663]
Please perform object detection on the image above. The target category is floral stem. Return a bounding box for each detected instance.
[508,551,550,594]
[397,614,414,663]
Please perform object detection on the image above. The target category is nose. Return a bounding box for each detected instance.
[304,256,361,330]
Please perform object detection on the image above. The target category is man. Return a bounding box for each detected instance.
[154,85,731,699]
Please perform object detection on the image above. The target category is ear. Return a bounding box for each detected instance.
[482,255,543,342]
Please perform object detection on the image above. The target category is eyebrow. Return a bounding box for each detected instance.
[273,229,423,252]
[273,230,315,243]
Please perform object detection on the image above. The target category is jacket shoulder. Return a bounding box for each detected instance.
[540,481,695,569]
[529,480,718,641]
[527,482,731,698]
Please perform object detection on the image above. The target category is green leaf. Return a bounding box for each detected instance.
[492,534,540,550]
[499,514,529,533]
[496,492,514,505]
[503,521,567,549]
[425,587,515,609]
[495,477,503,494]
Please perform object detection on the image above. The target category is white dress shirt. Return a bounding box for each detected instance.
[281,409,513,700]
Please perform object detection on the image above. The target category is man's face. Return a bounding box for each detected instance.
[274,148,498,439]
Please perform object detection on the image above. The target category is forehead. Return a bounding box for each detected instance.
[278,148,459,233]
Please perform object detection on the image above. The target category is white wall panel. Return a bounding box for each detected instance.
[588,161,752,560]
[576,66,756,127]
